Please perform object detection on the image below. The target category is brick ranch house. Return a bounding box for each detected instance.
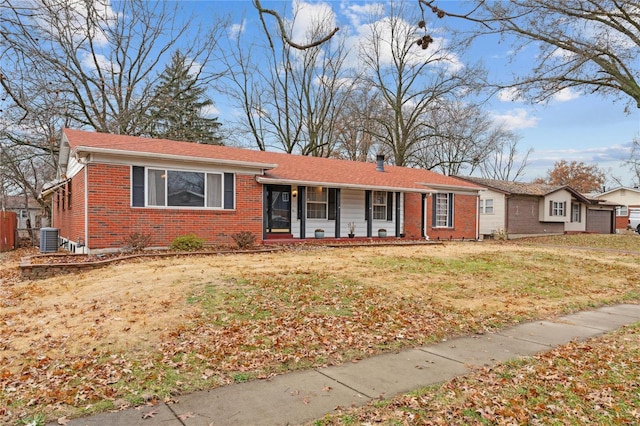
[455,176,618,238]
[44,129,483,253]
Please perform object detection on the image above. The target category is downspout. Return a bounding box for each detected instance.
[422,193,429,240]
[81,157,89,254]
[395,192,401,237]
[476,193,480,241]
[334,188,341,238]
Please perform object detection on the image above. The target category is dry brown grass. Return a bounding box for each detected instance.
[1,235,639,424]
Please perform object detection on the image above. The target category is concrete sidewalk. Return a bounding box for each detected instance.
[53,304,640,426]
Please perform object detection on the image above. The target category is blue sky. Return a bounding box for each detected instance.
[179,0,640,186]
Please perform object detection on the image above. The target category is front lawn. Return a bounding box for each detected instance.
[1,235,639,424]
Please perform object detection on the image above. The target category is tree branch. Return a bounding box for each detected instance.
[253,0,339,50]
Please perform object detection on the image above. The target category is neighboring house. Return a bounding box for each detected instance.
[2,195,42,229]
[590,186,640,231]
[43,129,483,253]
[455,177,617,238]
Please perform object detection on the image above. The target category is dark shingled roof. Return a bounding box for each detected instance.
[454,176,565,195]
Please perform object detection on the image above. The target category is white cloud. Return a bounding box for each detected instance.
[534,144,632,163]
[289,0,337,46]
[355,16,463,72]
[550,46,575,60]
[188,59,203,78]
[81,52,118,74]
[497,87,524,103]
[340,1,385,28]
[552,88,580,102]
[31,0,117,47]
[201,104,219,117]
[228,20,245,40]
[492,108,539,130]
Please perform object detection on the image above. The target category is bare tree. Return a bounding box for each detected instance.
[221,3,354,156]
[457,1,640,110]
[479,133,531,181]
[217,24,268,151]
[411,101,508,175]
[0,0,225,209]
[358,0,485,167]
[627,138,640,186]
[1,0,225,135]
[253,0,338,50]
[332,85,383,162]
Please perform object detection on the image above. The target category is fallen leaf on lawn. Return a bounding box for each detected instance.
[57,417,70,425]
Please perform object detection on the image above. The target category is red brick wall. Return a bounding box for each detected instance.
[426,193,478,240]
[53,163,481,249]
[52,171,86,246]
[615,215,627,231]
[57,163,263,250]
[403,193,424,238]
[403,193,478,240]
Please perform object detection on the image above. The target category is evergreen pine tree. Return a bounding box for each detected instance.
[148,51,223,145]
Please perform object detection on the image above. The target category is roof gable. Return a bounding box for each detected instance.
[595,186,640,198]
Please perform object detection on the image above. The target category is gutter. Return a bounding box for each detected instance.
[420,182,483,194]
[256,176,435,194]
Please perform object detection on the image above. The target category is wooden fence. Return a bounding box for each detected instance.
[1,211,17,252]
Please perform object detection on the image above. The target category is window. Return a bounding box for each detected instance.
[373,191,387,220]
[433,193,453,228]
[616,206,628,217]
[20,210,28,219]
[571,203,581,222]
[480,199,494,214]
[132,166,233,209]
[306,186,327,219]
[550,201,566,216]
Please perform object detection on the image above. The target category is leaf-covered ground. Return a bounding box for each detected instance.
[1,235,639,424]
[314,324,640,425]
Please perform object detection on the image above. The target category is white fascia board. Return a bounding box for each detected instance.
[420,182,482,195]
[65,156,84,178]
[72,146,278,171]
[58,134,71,175]
[256,176,434,193]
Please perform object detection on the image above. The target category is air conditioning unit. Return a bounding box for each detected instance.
[40,227,59,253]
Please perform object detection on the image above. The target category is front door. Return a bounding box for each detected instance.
[265,185,291,235]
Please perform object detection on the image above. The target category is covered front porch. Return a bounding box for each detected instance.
[262,184,425,241]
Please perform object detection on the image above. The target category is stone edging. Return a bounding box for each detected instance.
[19,247,283,280]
